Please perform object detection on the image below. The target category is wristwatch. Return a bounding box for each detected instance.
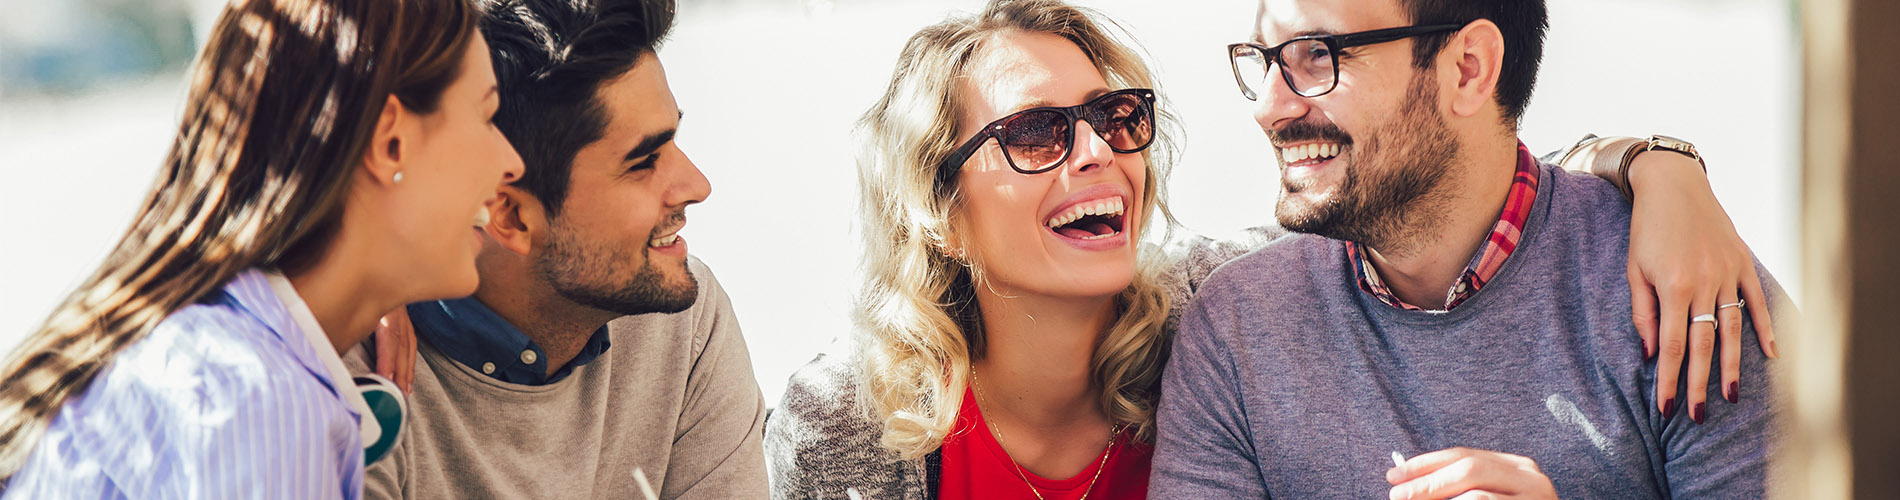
[1617,134,1706,200]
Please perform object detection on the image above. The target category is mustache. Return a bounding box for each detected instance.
[1268,119,1353,148]
[649,210,688,238]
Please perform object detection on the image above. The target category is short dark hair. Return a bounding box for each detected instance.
[1402,0,1547,126]
[479,0,676,215]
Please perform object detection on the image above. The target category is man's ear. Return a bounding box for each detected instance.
[1444,19,1505,119]
[365,95,414,185]
[486,185,545,257]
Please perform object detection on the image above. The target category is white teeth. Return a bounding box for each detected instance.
[1279,142,1343,164]
[1044,197,1126,229]
[472,205,491,227]
[649,234,680,247]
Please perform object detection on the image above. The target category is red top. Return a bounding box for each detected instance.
[938,385,1151,500]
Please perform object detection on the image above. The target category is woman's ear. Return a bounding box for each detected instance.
[365,95,413,185]
[486,185,544,257]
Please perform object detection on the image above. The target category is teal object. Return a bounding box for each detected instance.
[354,375,406,465]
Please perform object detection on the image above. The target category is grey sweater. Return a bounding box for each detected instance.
[344,257,769,499]
[763,228,1281,499]
[1150,164,1791,498]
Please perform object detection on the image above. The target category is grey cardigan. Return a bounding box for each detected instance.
[763,228,1278,500]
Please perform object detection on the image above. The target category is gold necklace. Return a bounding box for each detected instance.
[969,366,1119,500]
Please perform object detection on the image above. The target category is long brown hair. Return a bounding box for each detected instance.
[0,0,479,476]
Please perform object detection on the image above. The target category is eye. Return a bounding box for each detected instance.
[627,154,659,172]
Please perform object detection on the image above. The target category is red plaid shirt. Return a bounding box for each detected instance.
[1346,142,1540,311]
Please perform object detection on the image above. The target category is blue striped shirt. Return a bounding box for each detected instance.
[2,269,365,499]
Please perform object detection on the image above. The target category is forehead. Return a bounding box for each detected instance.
[961,30,1108,119]
[595,53,678,140]
[1254,0,1409,43]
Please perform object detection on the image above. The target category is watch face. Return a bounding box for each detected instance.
[1649,135,1698,157]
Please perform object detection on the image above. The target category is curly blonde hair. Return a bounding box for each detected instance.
[851,0,1179,460]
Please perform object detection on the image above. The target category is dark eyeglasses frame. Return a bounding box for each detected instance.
[1227,24,1464,100]
[936,88,1156,188]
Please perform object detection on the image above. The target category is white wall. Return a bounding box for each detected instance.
[0,0,1800,408]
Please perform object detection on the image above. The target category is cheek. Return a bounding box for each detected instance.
[957,173,1047,253]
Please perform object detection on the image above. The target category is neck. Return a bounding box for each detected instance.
[1364,136,1521,309]
[285,240,409,355]
[473,254,616,376]
[969,285,1116,429]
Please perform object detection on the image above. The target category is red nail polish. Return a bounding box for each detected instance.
[1691,403,1707,424]
[1662,398,1677,420]
[1726,381,1740,403]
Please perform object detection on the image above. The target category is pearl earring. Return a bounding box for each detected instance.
[393,171,404,184]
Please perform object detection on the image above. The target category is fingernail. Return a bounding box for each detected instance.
[1726,381,1740,404]
[1662,398,1677,420]
[1691,402,1707,425]
[1768,339,1780,359]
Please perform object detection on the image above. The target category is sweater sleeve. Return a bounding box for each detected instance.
[764,354,922,500]
[664,261,771,500]
[1149,274,1269,498]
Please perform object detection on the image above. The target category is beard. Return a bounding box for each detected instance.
[1273,71,1458,252]
[533,210,699,316]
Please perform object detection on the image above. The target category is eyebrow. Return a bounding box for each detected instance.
[1257,28,1336,45]
[1014,88,1112,112]
[622,111,685,162]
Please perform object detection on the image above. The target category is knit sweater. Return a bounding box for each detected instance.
[1149,163,1791,498]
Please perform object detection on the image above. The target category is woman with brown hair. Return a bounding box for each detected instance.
[0,0,522,496]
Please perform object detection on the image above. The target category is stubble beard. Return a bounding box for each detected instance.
[1274,71,1460,257]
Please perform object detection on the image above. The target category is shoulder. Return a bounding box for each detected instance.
[53,304,356,490]
[765,352,916,498]
[1539,164,1634,240]
[1196,232,1342,305]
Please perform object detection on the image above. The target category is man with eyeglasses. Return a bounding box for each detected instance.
[1150,0,1789,498]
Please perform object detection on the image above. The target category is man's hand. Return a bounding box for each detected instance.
[369,307,417,394]
[1625,149,1777,423]
[1387,447,1558,500]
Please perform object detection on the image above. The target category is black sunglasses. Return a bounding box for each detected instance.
[937,88,1156,187]
[1227,24,1463,100]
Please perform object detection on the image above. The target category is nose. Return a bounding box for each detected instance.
[1064,118,1116,176]
[1252,64,1313,134]
[498,136,525,184]
[665,144,712,208]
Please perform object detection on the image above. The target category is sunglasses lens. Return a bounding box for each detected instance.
[1088,92,1153,152]
[998,110,1071,171]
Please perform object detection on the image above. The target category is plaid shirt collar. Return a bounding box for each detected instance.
[1346,142,1540,312]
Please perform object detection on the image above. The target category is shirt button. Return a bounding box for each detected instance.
[521,350,538,364]
[481,362,496,374]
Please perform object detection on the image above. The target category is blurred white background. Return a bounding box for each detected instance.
[0,0,1799,407]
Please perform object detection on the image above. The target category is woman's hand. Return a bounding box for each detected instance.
[1624,150,1778,423]
[371,306,418,394]
[1388,447,1558,500]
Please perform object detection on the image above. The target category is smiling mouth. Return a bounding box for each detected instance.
[1279,142,1343,167]
[1045,197,1126,240]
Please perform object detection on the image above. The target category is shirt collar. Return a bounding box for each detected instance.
[408,297,612,385]
[215,269,377,446]
[1347,141,1542,312]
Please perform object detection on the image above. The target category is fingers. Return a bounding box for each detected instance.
[1684,291,1717,425]
[1388,448,1549,500]
[1628,261,1661,359]
[1739,264,1778,359]
[373,307,418,394]
[1716,287,1744,404]
[1654,284,1689,421]
[374,318,398,380]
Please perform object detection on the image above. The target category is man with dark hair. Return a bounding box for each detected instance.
[1151,0,1788,498]
[343,0,768,498]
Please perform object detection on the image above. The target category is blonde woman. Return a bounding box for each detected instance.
[764,0,1768,498]
[0,0,522,496]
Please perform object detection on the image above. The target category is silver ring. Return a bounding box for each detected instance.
[1690,313,1718,327]
[1719,299,1745,310]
